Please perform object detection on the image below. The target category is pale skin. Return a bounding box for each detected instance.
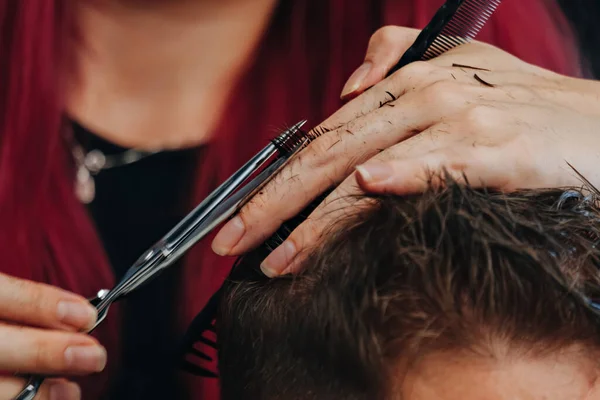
[67,0,278,150]
[211,27,600,278]
[400,348,600,400]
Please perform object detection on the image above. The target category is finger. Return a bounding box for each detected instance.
[326,62,448,135]
[213,79,541,257]
[258,122,471,275]
[0,323,107,375]
[341,26,421,100]
[263,105,534,275]
[357,100,524,163]
[212,80,475,256]
[458,71,600,115]
[260,175,373,277]
[0,377,80,400]
[327,60,502,139]
[356,145,512,195]
[213,86,520,256]
[355,102,559,195]
[433,40,537,73]
[0,273,97,332]
[340,26,506,102]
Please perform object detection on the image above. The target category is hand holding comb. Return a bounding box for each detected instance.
[387,0,502,77]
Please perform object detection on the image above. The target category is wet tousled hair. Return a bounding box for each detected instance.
[217,180,600,400]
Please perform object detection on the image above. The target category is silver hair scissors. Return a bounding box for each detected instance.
[14,120,308,400]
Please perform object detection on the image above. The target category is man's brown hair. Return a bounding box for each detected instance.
[217,181,600,399]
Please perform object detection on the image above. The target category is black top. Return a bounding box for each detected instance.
[73,122,197,399]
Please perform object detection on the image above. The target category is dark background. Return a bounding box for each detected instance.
[559,0,600,78]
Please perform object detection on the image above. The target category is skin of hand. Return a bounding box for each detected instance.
[0,273,105,400]
[212,26,600,277]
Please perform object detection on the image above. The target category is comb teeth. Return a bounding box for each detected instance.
[181,359,218,378]
[423,0,502,60]
[179,291,220,378]
[271,120,309,155]
[180,321,219,377]
[190,346,213,362]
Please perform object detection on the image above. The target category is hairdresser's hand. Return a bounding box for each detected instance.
[0,272,105,399]
[212,26,600,276]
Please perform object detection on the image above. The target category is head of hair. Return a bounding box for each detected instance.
[217,179,600,399]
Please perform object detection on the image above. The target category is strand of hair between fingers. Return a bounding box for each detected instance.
[310,123,353,141]
[379,91,398,109]
[327,140,341,151]
[309,125,332,139]
[473,73,495,87]
[452,63,491,71]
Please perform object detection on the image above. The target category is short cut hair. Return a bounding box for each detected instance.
[217,180,600,400]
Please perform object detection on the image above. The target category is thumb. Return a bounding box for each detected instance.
[341,26,420,101]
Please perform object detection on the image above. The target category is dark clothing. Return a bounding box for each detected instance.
[73,122,196,399]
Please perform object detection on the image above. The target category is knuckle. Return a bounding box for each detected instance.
[306,131,343,164]
[240,156,304,214]
[291,218,322,251]
[421,80,463,108]
[428,152,471,185]
[306,219,324,242]
[25,339,54,371]
[447,154,470,174]
[238,167,303,227]
[7,278,49,322]
[239,191,271,225]
[510,130,535,152]
[27,286,49,317]
[505,84,539,102]
[461,104,498,133]
[31,335,63,372]
[393,61,433,83]
[369,25,400,47]
[307,135,331,157]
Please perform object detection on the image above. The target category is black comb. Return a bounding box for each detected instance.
[179,288,221,378]
[178,256,268,378]
[179,191,331,378]
[387,0,503,76]
[178,124,313,378]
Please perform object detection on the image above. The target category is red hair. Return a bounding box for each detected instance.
[0,1,117,397]
[0,0,580,398]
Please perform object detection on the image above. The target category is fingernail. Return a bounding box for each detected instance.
[64,345,107,372]
[341,62,372,99]
[356,163,393,184]
[212,216,245,256]
[57,301,97,330]
[261,241,297,277]
[49,382,81,400]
